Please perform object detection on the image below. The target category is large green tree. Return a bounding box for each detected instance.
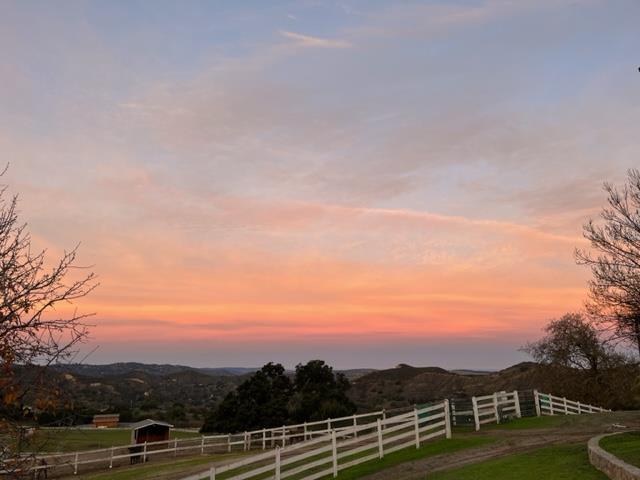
[288,360,356,422]
[201,360,356,433]
[201,363,292,433]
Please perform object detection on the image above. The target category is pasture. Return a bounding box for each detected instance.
[25,428,200,453]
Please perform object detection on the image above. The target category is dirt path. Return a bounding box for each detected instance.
[359,412,640,480]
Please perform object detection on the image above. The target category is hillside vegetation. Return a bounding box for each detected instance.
[349,362,639,411]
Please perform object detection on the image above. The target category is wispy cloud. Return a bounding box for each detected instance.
[279,30,352,49]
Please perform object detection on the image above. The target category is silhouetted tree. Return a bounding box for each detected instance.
[576,169,640,357]
[522,313,623,373]
[522,313,638,409]
[201,363,292,433]
[288,360,355,422]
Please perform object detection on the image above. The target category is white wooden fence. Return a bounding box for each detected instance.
[180,401,451,480]
[14,408,406,477]
[535,391,610,416]
[470,389,610,431]
[8,390,612,477]
[471,390,521,431]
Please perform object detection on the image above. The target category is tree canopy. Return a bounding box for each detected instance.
[522,313,623,373]
[201,360,355,433]
[289,360,356,422]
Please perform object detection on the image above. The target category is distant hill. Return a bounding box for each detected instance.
[53,363,261,378]
[349,362,549,410]
[53,363,376,380]
[37,360,635,424]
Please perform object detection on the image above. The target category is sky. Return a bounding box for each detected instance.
[1,0,639,370]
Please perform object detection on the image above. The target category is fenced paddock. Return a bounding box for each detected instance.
[180,401,451,480]
[6,409,409,478]
[4,390,611,478]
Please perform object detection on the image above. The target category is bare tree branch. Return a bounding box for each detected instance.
[576,169,640,357]
[0,172,97,476]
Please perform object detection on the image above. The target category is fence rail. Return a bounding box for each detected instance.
[535,391,610,416]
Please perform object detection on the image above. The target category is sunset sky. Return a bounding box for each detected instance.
[2,0,639,369]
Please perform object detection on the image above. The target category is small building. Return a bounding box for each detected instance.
[92,413,120,428]
[130,419,173,444]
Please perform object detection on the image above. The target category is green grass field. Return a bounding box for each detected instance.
[428,443,607,480]
[31,428,200,452]
[486,415,571,430]
[332,436,495,480]
[451,414,569,434]
[600,431,640,467]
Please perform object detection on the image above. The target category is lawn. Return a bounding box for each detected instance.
[30,428,200,452]
[600,431,640,467]
[331,436,495,480]
[428,443,607,480]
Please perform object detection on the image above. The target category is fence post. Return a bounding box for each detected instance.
[327,418,332,434]
[303,422,308,441]
[444,399,452,439]
[74,452,79,474]
[201,435,205,454]
[281,426,286,447]
[143,441,148,463]
[353,415,358,438]
[228,434,232,453]
[275,447,281,480]
[110,446,114,468]
[533,390,541,417]
[209,466,216,480]
[331,430,338,478]
[262,428,266,450]
[563,397,568,415]
[414,407,420,448]
[376,419,384,459]
[493,392,500,424]
[472,396,480,431]
[451,400,457,426]
[550,395,555,415]
[577,401,582,414]
[513,391,521,418]
[243,432,248,451]
[174,438,178,456]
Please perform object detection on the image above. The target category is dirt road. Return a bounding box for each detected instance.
[359,412,640,480]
